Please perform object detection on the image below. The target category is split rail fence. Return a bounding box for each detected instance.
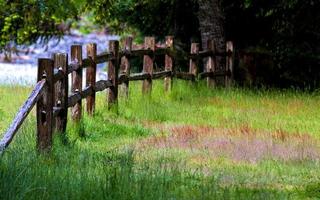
[0,36,234,152]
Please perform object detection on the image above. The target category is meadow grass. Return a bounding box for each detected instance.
[0,81,319,199]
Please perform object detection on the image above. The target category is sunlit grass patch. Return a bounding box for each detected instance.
[138,124,320,163]
[0,80,320,199]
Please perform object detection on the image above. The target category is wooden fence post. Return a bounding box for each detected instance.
[226,41,234,87]
[37,58,54,152]
[189,43,200,81]
[108,40,119,109]
[142,37,155,94]
[164,36,174,92]
[53,53,68,133]
[71,45,82,122]
[86,43,97,116]
[206,40,216,88]
[120,37,132,98]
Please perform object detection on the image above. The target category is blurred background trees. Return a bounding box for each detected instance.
[0,0,80,60]
[0,0,319,88]
[224,0,320,87]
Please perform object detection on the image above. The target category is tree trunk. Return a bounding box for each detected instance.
[197,0,225,71]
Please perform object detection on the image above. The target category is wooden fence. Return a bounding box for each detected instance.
[0,36,234,152]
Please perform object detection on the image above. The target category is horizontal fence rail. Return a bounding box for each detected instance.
[67,80,113,108]
[0,36,234,153]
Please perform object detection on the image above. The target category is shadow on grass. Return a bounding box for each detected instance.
[0,146,296,200]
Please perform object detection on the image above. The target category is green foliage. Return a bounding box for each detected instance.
[87,0,199,42]
[87,0,174,35]
[0,0,319,88]
[0,0,79,50]
[84,0,320,87]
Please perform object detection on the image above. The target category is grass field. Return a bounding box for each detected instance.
[0,80,320,199]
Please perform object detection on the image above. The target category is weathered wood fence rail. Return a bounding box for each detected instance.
[0,36,234,152]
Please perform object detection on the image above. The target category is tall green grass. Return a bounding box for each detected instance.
[118,80,320,136]
[0,81,319,199]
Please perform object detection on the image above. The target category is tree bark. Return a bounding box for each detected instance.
[198,0,225,50]
[198,0,225,71]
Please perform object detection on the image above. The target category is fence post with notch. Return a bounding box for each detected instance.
[120,37,132,98]
[53,53,68,134]
[142,37,155,94]
[71,45,83,122]
[206,40,216,88]
[164,36,174,92]
[86,43,97,116]
[189,43,200,82]
[37,58,54,152]
[225,41,234,87]
[107,40,119,110]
